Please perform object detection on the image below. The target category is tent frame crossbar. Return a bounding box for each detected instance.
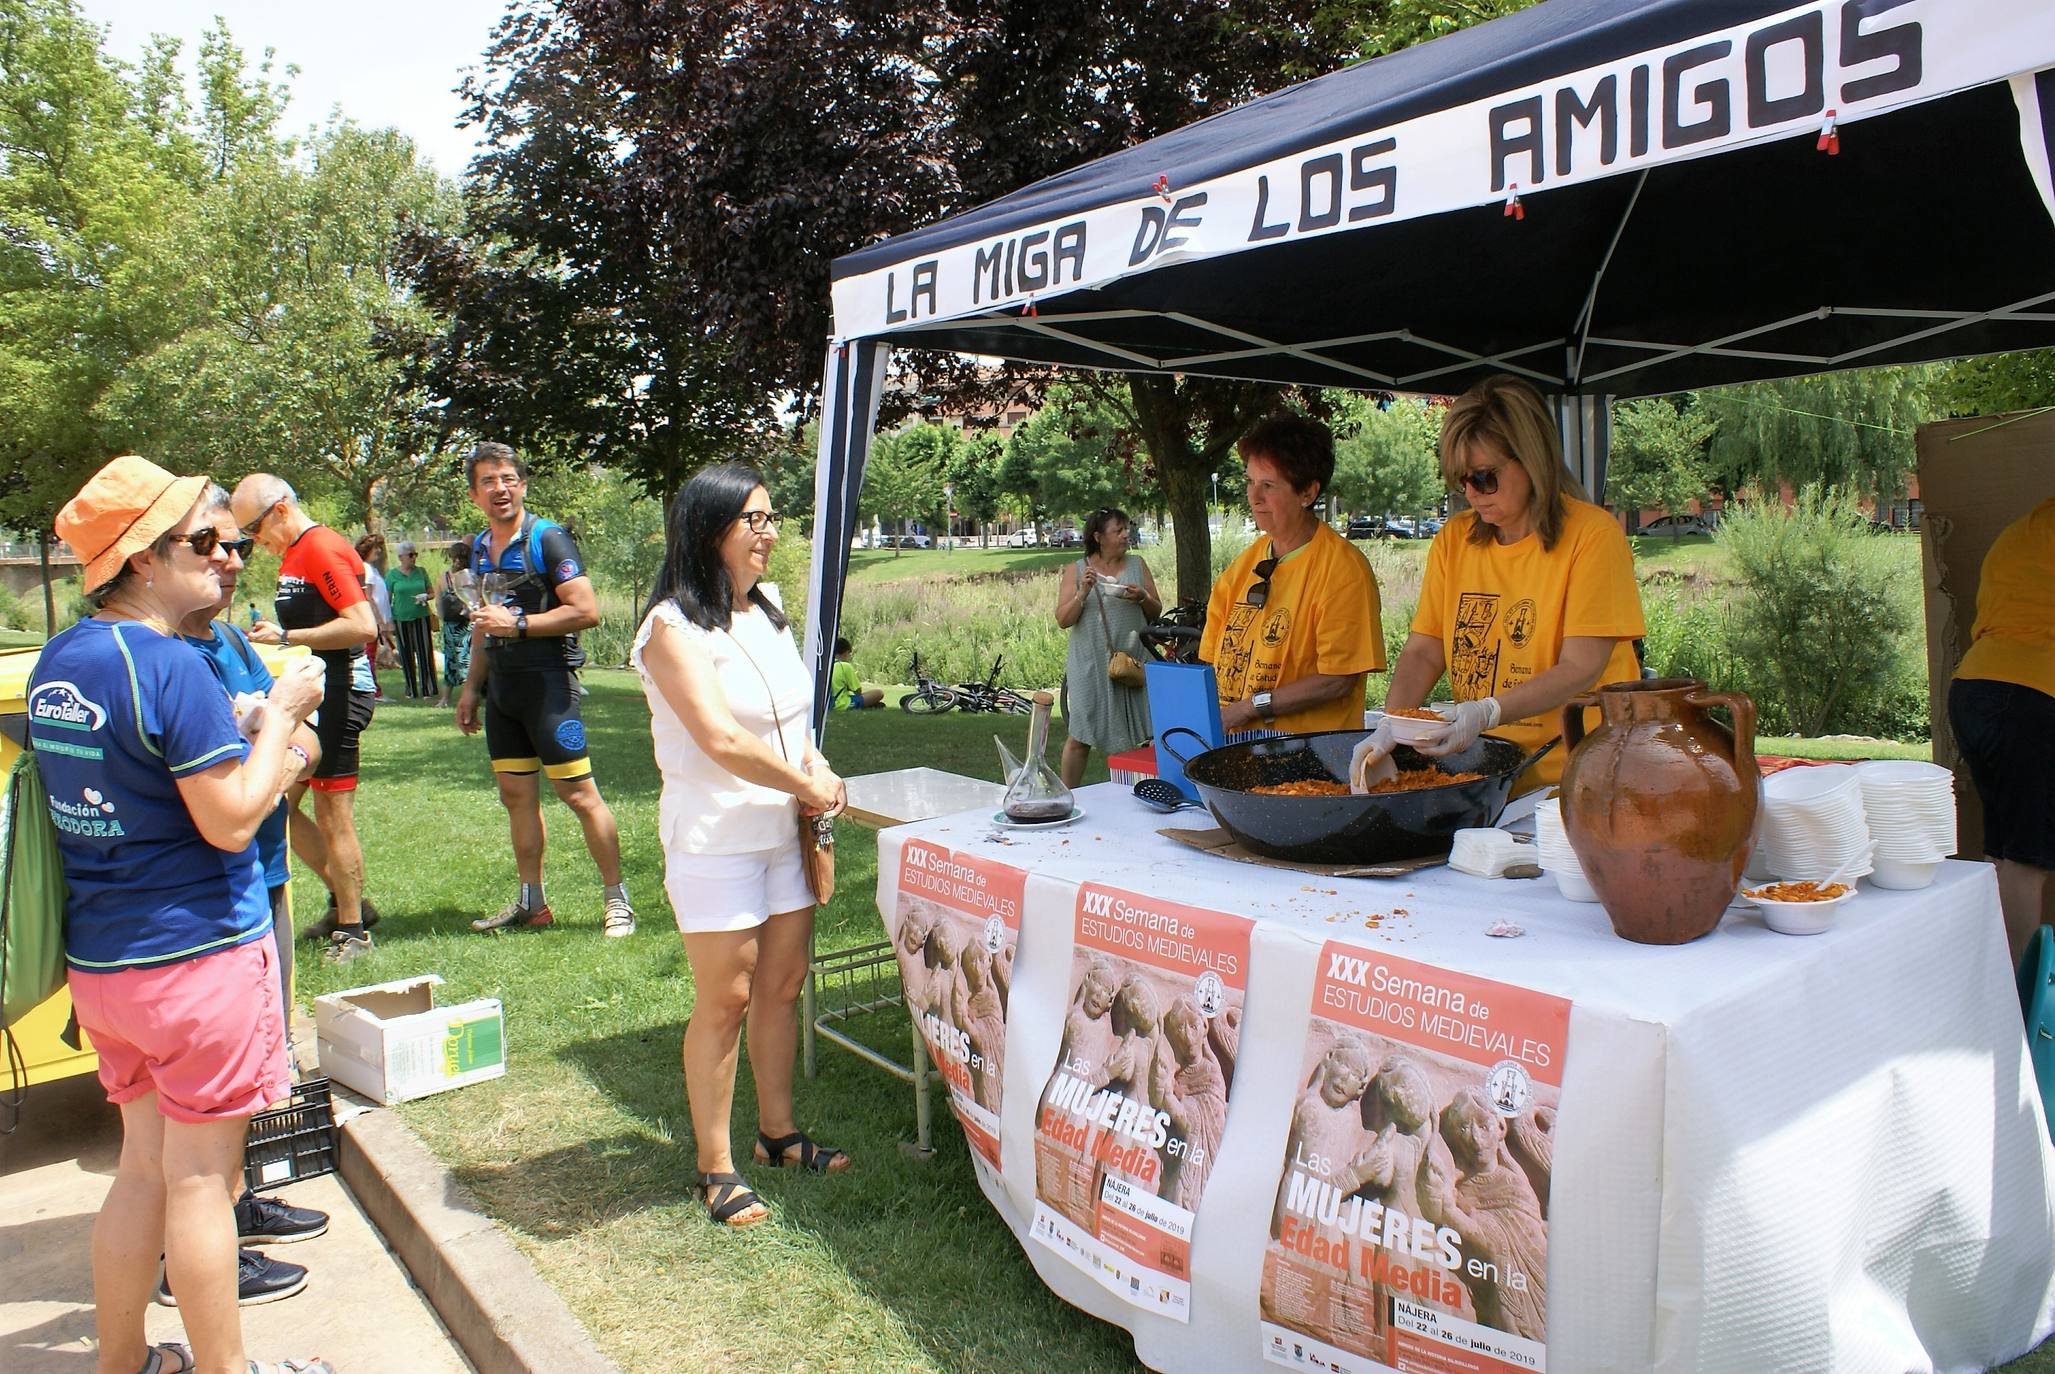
[1580,289,2055,384]
[1569,169,1650,387]
[860,290,2055,397]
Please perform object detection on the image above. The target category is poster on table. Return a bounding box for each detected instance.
[1261,943,1572,1374]
[1031,881,1254,1322]
[891,838,1027,1169]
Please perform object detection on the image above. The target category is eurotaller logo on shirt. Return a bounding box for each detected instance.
[27,681,107,732]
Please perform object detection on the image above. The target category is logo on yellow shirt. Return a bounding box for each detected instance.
[1506,598,1537,649]
[1452,593,1501,700]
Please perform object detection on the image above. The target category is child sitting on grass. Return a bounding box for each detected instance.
[830,637,885,709]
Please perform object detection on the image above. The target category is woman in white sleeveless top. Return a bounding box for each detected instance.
[631,462,850,1229]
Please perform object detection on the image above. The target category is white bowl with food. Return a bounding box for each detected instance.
[1379,707,1448,746]
[1743,879,1857,935]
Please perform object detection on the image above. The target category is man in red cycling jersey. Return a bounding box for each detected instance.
[232,474,379,961]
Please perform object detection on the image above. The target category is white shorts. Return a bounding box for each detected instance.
[664,838,814,934]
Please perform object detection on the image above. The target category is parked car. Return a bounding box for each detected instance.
[1005,527,1038,547]
[880,533,932,549]
[1385,517,1418,538]
[1047,526,1083,548]
[1345,515,1385,540]
[1414,516,1444,537]
[1642,513,1716,538]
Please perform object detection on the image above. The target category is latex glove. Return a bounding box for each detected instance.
[1348,721,1398,793]
[1417,697,1501,757]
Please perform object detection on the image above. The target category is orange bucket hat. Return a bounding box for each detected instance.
[56,455,209,593]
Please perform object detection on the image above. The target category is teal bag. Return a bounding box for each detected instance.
[1,745,68,1029]
[2019,927,2055,1140]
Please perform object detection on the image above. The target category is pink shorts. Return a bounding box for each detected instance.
[68,937,289,1124]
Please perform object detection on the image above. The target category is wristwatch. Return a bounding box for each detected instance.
[512,607,529,639]
[1252,690,1276,726]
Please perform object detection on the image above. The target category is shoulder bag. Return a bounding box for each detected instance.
[724,624,835,906]
[1090,563,1148,689]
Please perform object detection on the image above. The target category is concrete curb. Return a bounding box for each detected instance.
[340,1109,620,1374]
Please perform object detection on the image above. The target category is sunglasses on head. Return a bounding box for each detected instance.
[739,510,782,533]
[1247,555,1278,609]
[1458,464,1504,496]
[178,529,255,559]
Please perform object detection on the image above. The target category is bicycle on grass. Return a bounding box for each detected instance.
[900,652,959,714]
[950,656,1033,715]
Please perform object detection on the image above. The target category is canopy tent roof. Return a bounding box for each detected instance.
[827,0,2055,398]
[804,0,2055,730]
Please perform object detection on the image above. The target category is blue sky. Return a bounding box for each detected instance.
[82,0,508,178]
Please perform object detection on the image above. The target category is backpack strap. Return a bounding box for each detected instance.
[223,624,260,675]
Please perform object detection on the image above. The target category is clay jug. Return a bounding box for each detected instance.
[1558,678,1759,945]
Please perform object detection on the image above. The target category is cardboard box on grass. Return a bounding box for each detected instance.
[315,974,505,1105]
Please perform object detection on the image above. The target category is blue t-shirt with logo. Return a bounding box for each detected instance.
[182,622,290,889]
[28,617,270,972]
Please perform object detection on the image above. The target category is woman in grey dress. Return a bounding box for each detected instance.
[1054,507,1160,787]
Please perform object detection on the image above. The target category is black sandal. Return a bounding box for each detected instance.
[754,1129,850,1173]
[698,1171,768,1228]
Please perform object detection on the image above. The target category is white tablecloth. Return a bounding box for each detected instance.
[875,781,2055,1373]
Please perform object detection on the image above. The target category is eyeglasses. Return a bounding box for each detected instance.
[1458,464,1504,495]
[739,510,782,533]
[179,529,255,559]
[1247,555,1278,609]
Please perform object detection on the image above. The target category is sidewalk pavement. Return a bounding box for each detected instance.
[2,1070,473,1374]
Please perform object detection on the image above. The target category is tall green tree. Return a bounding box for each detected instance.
[948,432,1005,546]
[1329,395,1441,519]
[102,122,462,530]
[1608,396,1716,531]
[0,0,192,578]
[1694,367,1935,502]
[1934,349,2055,415]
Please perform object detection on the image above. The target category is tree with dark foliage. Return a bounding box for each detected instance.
[404,0,1531,590]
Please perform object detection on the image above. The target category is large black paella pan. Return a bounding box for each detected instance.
[1158,728,1555,866]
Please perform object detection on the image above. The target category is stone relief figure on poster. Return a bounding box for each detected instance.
[959,939,1010,1111]
[1056,955,1123,1088]
[1273,1034,1375,1237]
[1350,1053,1438,1222]
[1507,1101,1555,1213]
[897,902,939,1018]
[1419,1087,1549,1341]
[1157,996,1230,1210]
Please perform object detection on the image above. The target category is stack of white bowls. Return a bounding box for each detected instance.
[1857,760,1955,889]
[1758,765,1874,883]
[1532,797,1600,902]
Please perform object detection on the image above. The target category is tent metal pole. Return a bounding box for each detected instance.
[1569,170,1649,387]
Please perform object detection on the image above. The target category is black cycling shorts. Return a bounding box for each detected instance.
[485,669,593,781]
[311,686,375,791]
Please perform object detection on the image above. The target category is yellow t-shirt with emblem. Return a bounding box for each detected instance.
[1201,523,1385,735]
[1955,496,2055,698]
[1411,499,1644,787]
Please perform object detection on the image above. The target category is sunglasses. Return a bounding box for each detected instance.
[1247,555,1278,609]
[180,529,255,559]
[1458,464,1504,496]
[739,510,782,533]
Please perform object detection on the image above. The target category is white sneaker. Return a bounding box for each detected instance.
[602,894,636,938]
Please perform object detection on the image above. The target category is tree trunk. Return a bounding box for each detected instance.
[1159,460,1212,605]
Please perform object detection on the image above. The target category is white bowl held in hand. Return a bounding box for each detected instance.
[1379,708,1448,746]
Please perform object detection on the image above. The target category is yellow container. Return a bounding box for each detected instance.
[0,640,310,1092]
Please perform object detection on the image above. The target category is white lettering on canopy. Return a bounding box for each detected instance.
[832,0,2055,340]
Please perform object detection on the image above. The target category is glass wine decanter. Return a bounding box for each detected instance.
[997,691,1075,821]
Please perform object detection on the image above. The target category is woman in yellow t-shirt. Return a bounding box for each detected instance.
[1947,497,2055,963]
[1200,414,1385,736]
[1381,376,1644,792]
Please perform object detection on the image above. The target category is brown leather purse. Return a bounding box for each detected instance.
[1090,565,1148,689]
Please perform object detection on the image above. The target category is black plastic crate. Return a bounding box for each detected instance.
[243,1077,338,1192]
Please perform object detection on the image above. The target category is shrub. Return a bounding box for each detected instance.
[1712,486,1917,737]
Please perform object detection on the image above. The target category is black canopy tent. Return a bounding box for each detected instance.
[804,0,2055,731]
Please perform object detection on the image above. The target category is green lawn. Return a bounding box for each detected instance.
[845,543,1084,586]
[292,672,2046,1373]
[293,676,1141,1373]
